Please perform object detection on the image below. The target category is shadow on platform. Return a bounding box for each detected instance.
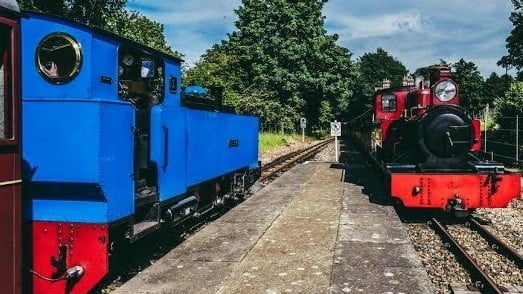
[338,140,394,207]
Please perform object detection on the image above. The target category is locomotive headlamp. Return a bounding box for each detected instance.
[434,80,457,102]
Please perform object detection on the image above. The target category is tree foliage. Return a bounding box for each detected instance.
[482,72,514,107]
[494,82,523,128]
[351,48,408,117]
[185,0,357,128]
[18,0,179,57]
[450,59,484,111]
[499,0,523,72]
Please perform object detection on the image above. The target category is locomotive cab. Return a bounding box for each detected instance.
[118,47,164,206]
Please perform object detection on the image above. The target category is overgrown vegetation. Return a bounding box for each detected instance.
[259,132,313,154]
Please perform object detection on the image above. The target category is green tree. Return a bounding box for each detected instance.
[18,0,127,27]
[186,0,357,128]
[351,48,408,117]
[499,0,523,72]
[184,47,246,107]
[318,100,333,129]
[451,59,484,111]
[494,82,523,129]
[18,0,179,57]
[482,72,514,107]
[108,11,176,56]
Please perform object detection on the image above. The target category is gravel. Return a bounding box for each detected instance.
[404,223,471,294]
[473,197,523,252]
[260,140,320,165]
[312,142,336,162]
[447,225,523,287]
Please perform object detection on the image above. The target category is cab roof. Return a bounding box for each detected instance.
[375,86,415,95]
[25,11,183,63]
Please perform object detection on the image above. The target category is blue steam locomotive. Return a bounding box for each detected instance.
[21,12,260,293]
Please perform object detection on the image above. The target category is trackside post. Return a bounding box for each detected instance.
[300,118,307,143]
[331,120,341,162]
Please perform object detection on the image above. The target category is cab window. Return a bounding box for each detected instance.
[118,47,164,106]
[0,26,11,140]
[36,32,82,84]
[382,94,397,112]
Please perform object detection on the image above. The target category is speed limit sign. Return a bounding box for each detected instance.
[330,121,341,137]
[331,120,341,162]
[300,118,307,129]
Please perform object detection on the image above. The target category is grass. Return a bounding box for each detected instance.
[259,132,315,154]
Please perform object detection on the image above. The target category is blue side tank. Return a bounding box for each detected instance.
[22,13,259,226]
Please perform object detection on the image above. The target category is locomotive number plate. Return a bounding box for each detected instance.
[228,139,239,147]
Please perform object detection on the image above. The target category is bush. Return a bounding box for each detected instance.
[494,82,523,129]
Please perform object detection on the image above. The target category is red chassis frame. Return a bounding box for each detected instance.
[0,14,21,294]
[30,222,109,294]
[390,173,521,209]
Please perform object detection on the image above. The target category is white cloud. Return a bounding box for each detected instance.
[129,0,239,25]
[129,0,515,75]
[323,0,514,75]
[327,11,424,39]
[128,0,241,65]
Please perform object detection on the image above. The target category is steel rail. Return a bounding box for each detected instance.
[260,138,334,182]
[429,218,503,294]
[262,138,334,172]
[469,218,523,268]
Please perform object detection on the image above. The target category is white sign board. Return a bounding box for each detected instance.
[331,121,341,137]
[300,118,307,129]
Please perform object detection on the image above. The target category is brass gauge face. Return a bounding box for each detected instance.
[36,32,82,84]
[122,54,135,66]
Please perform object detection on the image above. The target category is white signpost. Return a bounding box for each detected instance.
[331,120,342,162]
[300,118,307,142]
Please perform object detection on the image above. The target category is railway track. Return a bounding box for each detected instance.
[260,138,334,183]
[429,217,523,293]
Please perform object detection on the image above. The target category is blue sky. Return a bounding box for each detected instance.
[128,0,515,76]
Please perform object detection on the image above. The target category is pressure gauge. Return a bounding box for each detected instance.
[122,54,135,66]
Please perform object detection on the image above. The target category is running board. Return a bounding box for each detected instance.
[130,220,161,242]
[130,202,161,242]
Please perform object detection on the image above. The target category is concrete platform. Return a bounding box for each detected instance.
[115,157,432,293]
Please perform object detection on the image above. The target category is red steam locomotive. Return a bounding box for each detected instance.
[351,66,520,217]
